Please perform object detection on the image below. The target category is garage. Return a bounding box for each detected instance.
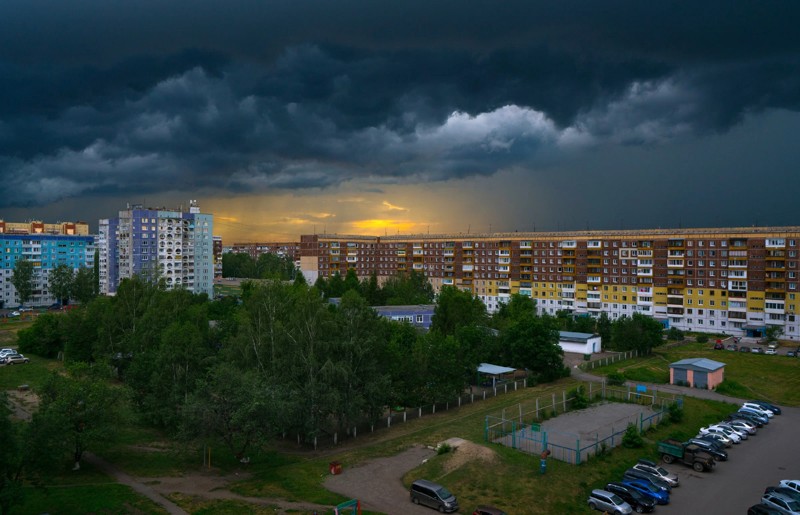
[669,358,725,390]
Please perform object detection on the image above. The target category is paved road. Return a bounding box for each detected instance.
[658,406,800,514]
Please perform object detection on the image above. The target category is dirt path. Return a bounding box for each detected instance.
[325,445,436,515]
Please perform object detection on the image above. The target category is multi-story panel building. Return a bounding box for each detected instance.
[0,220,94,307]
[98,201,214,297]
[213,236,223,278]
[300,227,800,341]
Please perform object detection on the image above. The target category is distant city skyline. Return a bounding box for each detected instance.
[1,1,799,242]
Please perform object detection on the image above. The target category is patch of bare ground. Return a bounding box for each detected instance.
[438,437,498,474]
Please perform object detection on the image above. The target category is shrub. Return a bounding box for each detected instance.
[437,443,452,455]
[569,386,589,410]
[695,334,709,343]
[622,423,643,448]
[666,327,684,341]
[607,371,626,386]
[668,402,684,424]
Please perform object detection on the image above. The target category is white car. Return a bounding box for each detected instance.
[713,423,748,440]
[741,402,775,418]
[699,426,741,444]
[781,480,800,494]
[765,348,777,355]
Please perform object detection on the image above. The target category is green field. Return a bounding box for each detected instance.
[592,342,800,406]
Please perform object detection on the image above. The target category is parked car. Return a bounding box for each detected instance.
[622,469,672,492]
[2,353,30,365]
[725,418,757,435]
[729,411,765,427]
[699,426,741,444]
[696,431,732,447]
[752,347,764,354]
[741,402,775,418]
[739,345,752,353]
[9,311,20,317]
[632,459,680,486]
[766,487,800,503]
[472,506,507,515]
[687,438,728,461]
[726,344,738,351]
[739,408,770,425]
[761,492,800,515]
[18,307,32,312]
[780,480,800,494]
[410,479,458,513]
[713,423,749,440]
[587,489,633,514]
[605,482,656,513]
[749,400,782,415]
[748,503,785,515]
[0,348,15,358]
[620,479,669,505]
[714,342,725,350]
[765,348,778,355]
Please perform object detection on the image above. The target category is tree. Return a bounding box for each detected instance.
[49,264,74,306]
[183,363,281,459]
[765,325,783,344]
[431,286,487,336]
[11,259,35,306]
[596,313,612,346]
[72,267,96,305]
[501,313,567,382]
[29,366,128,471]
[610,313,663,353]
[382,271,434,305]
[17,314,63,358]
[0,394,25,515]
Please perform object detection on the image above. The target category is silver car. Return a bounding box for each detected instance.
[2,353,30,365]
[633,459,680,487]
[588,489,633,514]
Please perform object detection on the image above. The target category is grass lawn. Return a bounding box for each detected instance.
[17,484,169,514]
[591,342,800,406]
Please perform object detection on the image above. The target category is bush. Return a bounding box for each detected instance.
[695,334,709,343]
[666,327,684,341]
[607,371,626,386]
[437,443,452,455]
[668,402,684,424]
[569,386,589,410]
[622,423,643,448]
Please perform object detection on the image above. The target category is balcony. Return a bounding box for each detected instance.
[462,265,474,272]
[587,276,602,283]
[560,240,577,248]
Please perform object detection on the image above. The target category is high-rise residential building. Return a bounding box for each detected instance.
[99,201,214,297]
[213,236,223,279]
[300,227,800,340]
[0,220,94,307]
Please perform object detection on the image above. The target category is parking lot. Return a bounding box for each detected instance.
[654,405,800,513]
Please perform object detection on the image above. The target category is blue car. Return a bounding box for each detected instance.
[621,479,670,505]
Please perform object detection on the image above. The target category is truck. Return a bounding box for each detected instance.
[657,439,715,472]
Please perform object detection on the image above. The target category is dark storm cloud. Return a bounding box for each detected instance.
[0,0,798,208]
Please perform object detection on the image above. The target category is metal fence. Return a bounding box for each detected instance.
[579,349,641,371]
[293,377,532,450]
[485,382,681,464]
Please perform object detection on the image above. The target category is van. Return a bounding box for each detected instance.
[410,479,459,512]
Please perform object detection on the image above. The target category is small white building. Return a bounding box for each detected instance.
[558,331,602,354]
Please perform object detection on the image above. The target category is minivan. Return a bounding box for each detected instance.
[410,479,459,513]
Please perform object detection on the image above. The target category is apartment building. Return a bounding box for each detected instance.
[98,201,214,297]
[0,220,94,307]
[300,227,800,340]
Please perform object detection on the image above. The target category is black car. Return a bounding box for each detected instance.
[606,482,656,513]
[748,400,782,415]
[687,438,728,461]
[748,503,784,515]
[739,345,752,353]
[623,469,672,492]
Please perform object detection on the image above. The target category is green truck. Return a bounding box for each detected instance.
[657,439,715,472]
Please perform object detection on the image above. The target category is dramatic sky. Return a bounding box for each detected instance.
[1,1,799,242]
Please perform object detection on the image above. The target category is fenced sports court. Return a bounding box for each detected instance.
[486,382,681,464]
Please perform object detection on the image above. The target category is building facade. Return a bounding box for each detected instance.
[98,201,214,297]
[300,227,800,340]
[0,220,94,307]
